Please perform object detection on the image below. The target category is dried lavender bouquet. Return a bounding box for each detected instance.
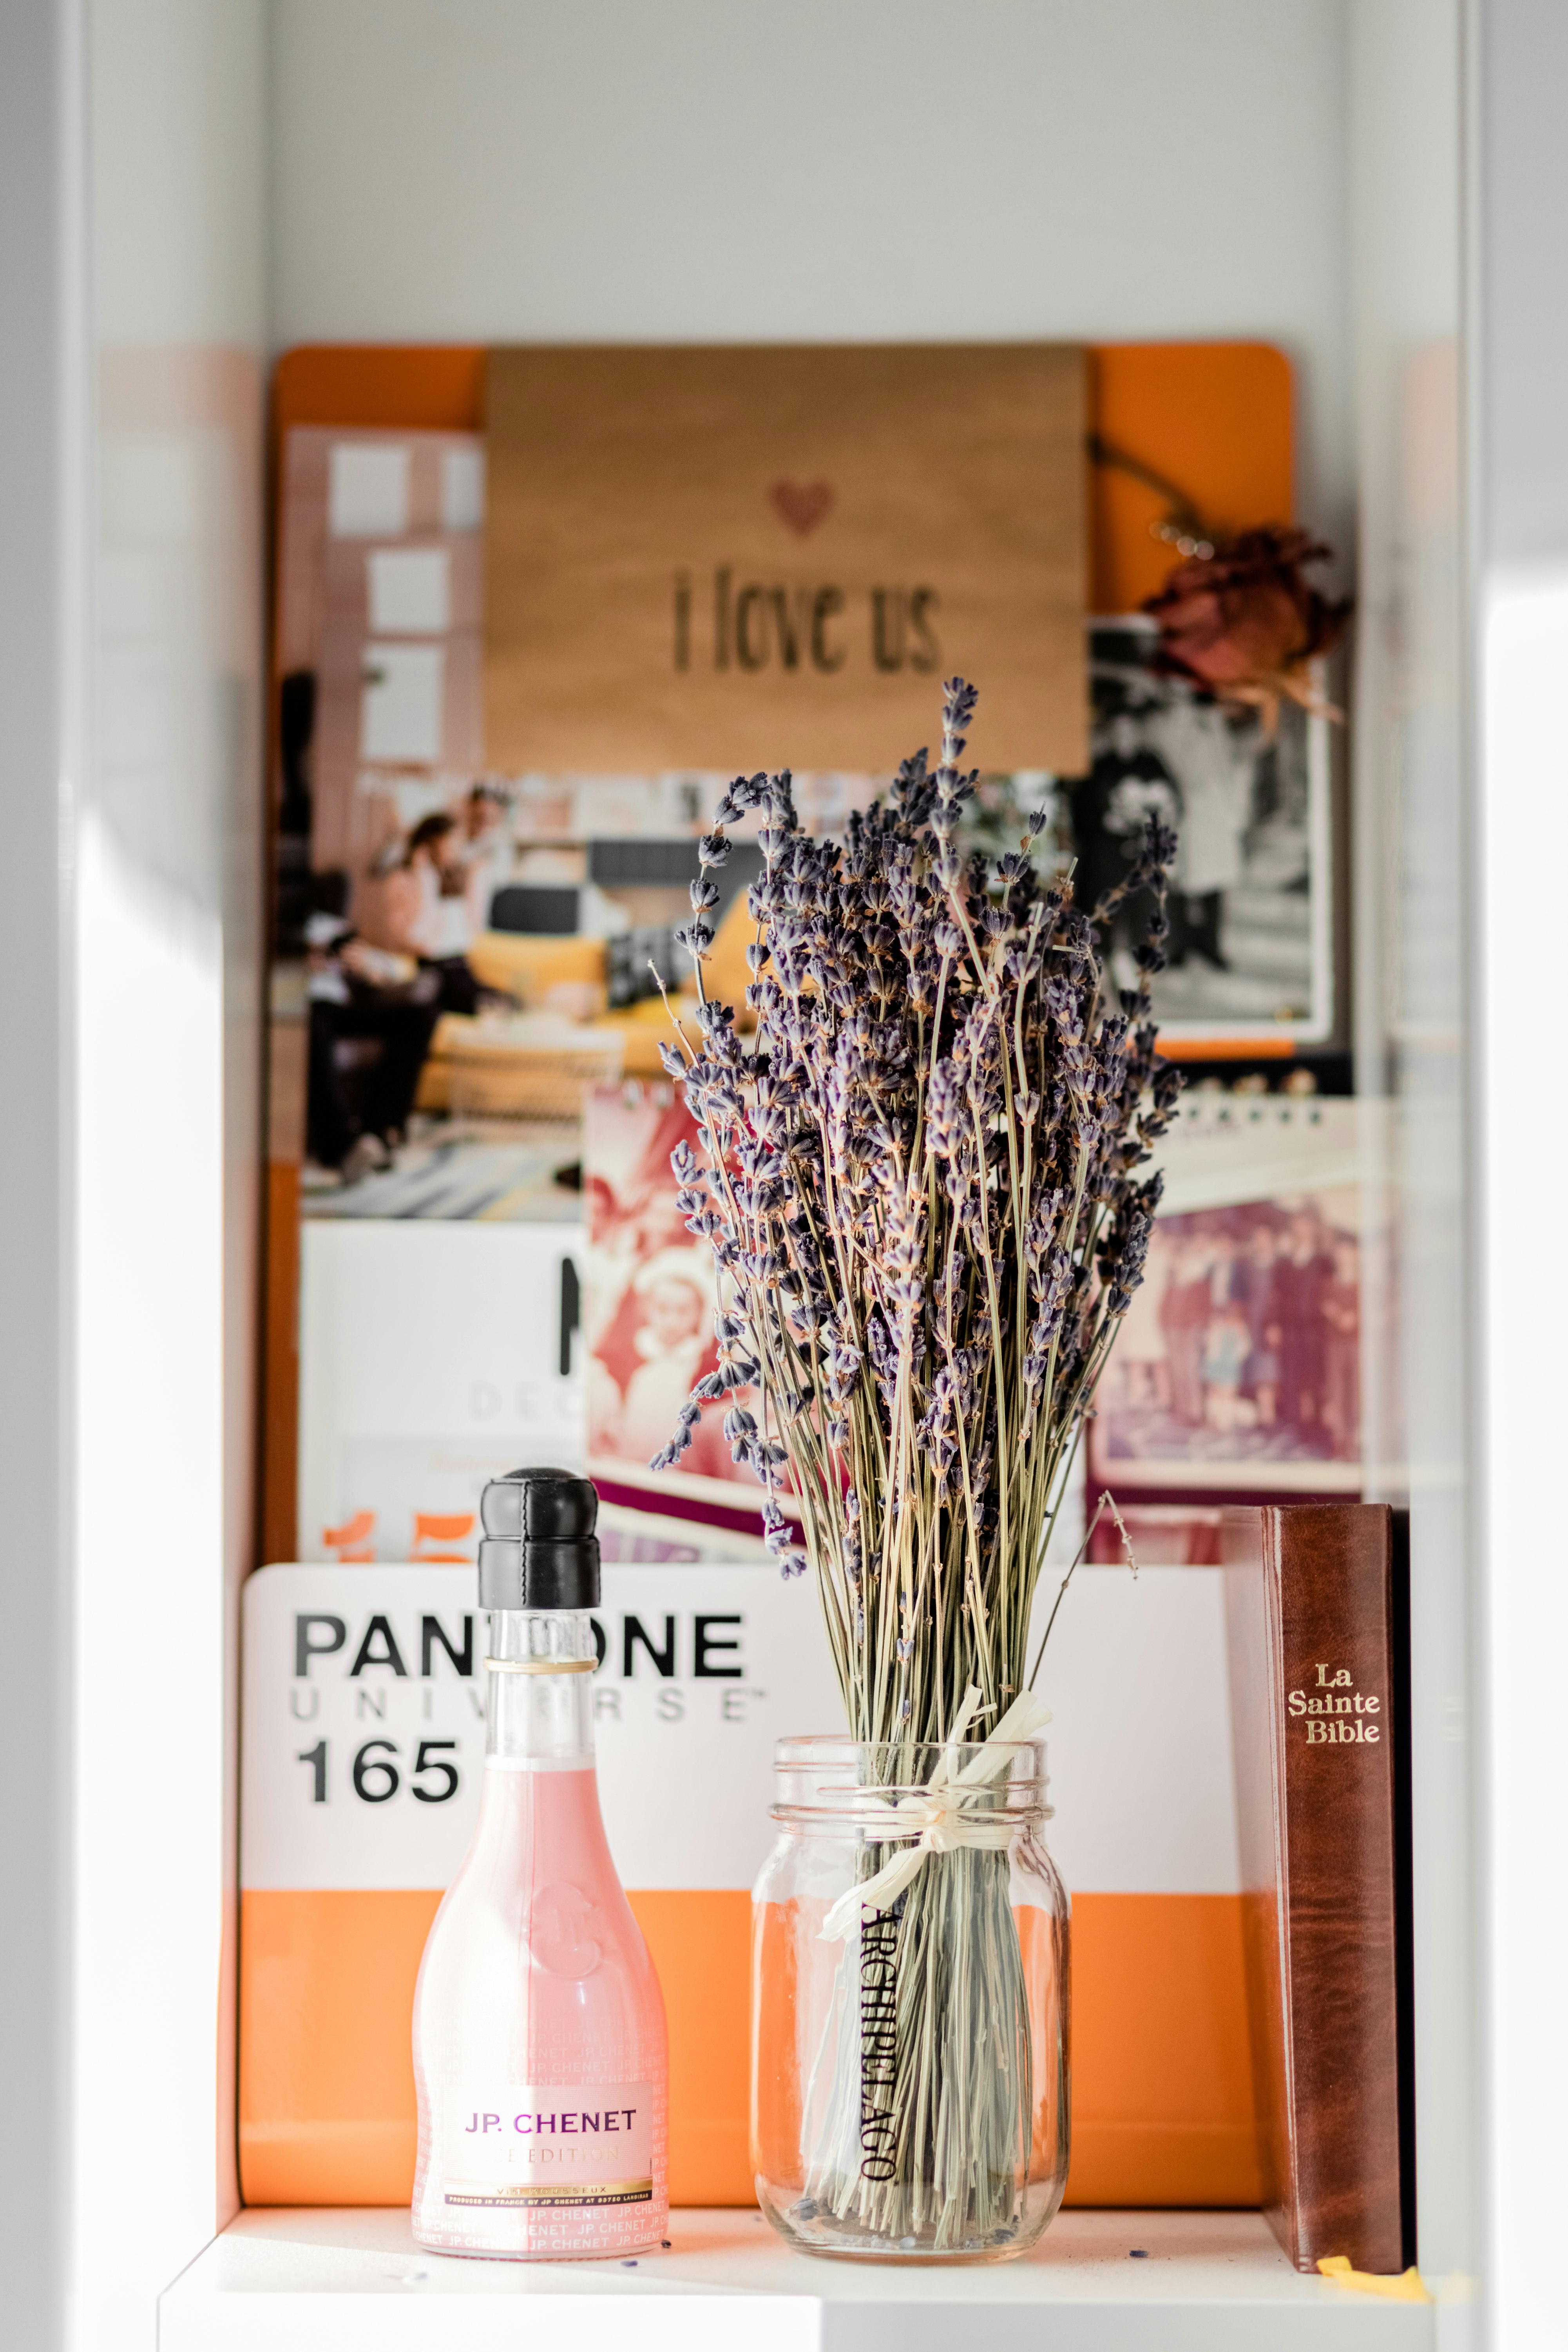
[657,677,1179,2249]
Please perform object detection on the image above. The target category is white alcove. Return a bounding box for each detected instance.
[6,3,1559,2345]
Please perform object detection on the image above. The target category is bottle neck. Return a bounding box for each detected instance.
[484,1609,598,1769]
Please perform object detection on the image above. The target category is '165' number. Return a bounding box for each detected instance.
[294,1738,460,1804]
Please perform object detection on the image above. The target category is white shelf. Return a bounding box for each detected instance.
[159,2205,1434,2350]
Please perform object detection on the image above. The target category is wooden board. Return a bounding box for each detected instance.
[483,343,1088,774]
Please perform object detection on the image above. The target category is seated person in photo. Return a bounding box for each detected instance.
[454,782,515,931]
[382,811,482,1017]
[305,905,440,1181]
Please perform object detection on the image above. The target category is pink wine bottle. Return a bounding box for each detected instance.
[412,1468,668,2258]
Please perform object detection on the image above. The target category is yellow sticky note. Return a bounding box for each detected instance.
[1318,2256,1433,2304]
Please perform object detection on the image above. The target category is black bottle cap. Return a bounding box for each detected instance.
[477,1466,600,1610]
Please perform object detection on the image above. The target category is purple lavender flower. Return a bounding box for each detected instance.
[649,678,1179,1739]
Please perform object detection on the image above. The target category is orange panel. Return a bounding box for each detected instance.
[1065,1892,1262,2207]
[238,1887,757,2207]
[1088,342,1294,614]
[271,344,485,463]
[628,1890,754,2205]
[239,1887,1259,2209]
[1158,1036,1296,1063]
[748,1896,802,2192]
[238,1888,438,2205]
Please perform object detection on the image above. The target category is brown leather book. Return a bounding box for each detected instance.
[1222,1503,1409,2273]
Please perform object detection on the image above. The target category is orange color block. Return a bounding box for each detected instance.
[239,1888,436,2205]
[1065,1893,1263,2207]
[410,1509,478,1564]
[1087,343,1294,614]
[239,1888,756,2208]
[412,1513,476,1544]
[322,1510,376,1551]
[748,1896,802,2193]
[1159,1035,1297,1062]
[628,1891,753,2205]
[270,344,485,469]
[239,1887,1260,2210]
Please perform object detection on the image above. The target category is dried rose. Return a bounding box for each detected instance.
[1143,525,1351,725]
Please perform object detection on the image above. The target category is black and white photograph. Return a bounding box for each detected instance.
[1062,619,1333,1040]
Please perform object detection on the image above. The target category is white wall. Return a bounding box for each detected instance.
[1348,0,1472,2305]
[78,0,266,2333]
[1474,5,1568,2343]
[268,0,1354,557]
[0,4,79,2342]
[0,2,266,2345]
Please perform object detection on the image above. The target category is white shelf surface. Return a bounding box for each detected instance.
[160,2205,1434,2350]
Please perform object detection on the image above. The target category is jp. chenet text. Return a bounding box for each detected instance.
[464,2108,638,2136]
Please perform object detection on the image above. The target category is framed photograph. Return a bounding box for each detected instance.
[1089,1100,1371,1496]
[1063,619,1334,1042]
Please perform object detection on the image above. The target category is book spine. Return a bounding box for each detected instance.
[1271,1504,1403,2273]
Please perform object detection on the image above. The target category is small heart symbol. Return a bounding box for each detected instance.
[768,478,835,537]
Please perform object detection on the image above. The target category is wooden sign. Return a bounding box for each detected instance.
[483,344,1086,774]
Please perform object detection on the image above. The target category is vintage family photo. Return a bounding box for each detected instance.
[1090,1183,1363,1493]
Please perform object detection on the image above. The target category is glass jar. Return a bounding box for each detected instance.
[751,1734,1070,2262]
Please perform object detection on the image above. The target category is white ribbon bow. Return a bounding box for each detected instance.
[818,1683,1051,1941]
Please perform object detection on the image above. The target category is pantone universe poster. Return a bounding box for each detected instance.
[484,344,1087,774]
[239,1561,1261,2216]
